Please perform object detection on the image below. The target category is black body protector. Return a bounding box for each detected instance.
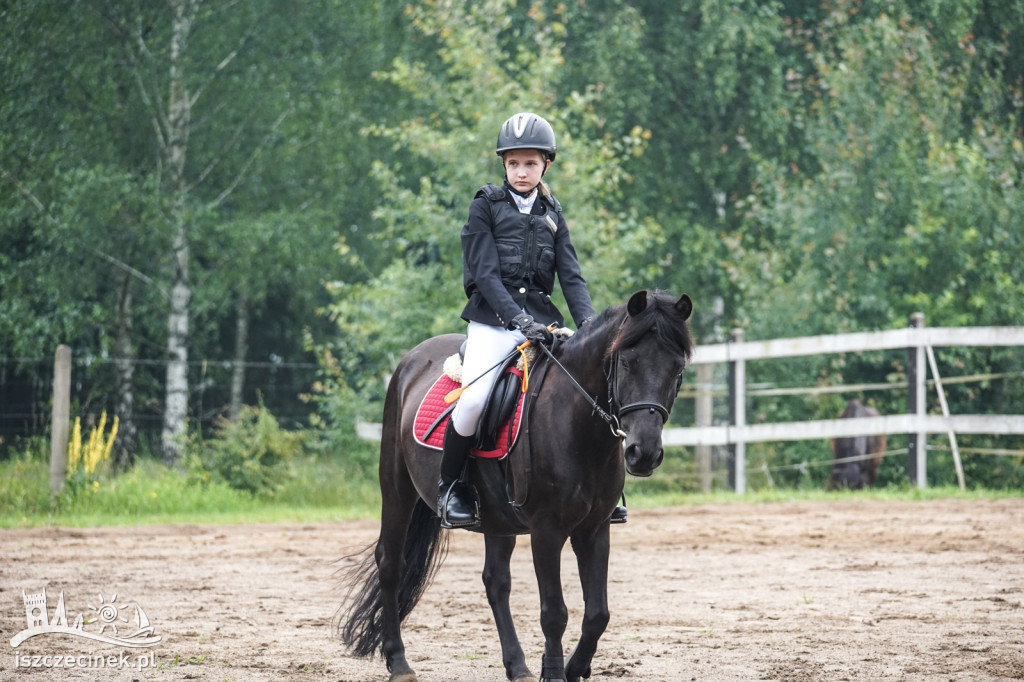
[460,182,594,331]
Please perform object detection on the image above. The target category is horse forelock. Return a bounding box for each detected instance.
[609,293,695,364]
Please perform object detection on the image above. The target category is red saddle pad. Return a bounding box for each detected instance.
[413,370,525,459]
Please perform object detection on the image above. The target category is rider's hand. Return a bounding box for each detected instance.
[511,313,554,346]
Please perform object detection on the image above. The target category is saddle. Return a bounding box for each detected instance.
[413,347,533,458]
[414,341,559,519]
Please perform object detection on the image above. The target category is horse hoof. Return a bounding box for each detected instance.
[388,674,417,682]
[512,676,537,682]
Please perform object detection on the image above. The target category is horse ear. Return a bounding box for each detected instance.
[627,290,648,317]
[675,294,693,321]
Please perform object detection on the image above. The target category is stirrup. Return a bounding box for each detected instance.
[439,479,480,529]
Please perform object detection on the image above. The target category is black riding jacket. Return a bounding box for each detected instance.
[461,182,595,329]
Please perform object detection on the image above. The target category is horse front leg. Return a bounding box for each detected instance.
[565,525,611,682]
[483,534,535,681]
[530,528,569,682]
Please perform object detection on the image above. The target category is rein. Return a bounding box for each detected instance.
[534,342,627,438]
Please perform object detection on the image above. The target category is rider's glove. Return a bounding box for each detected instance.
[510,313,554,346]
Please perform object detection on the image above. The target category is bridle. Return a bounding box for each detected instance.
[605,349,681,428]
[535,337,681,440]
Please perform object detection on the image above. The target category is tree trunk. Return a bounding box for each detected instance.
[229,295,249,420]
[113,273,137,473]
[160,0,197,467]
[162,223,191,466]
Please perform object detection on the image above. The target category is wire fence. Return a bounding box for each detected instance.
[0,354,321,448]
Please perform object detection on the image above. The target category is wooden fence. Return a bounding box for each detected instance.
[667,314,1024,492]
[356,314,1024,492]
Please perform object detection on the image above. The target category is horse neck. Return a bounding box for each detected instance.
[557,315,619,399]
[530,322,621,465]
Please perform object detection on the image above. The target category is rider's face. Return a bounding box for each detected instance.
[503,149,549,193]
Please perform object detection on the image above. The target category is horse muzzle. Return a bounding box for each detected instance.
[622,430,664,477]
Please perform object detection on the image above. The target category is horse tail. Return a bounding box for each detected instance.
[335,498,448,657]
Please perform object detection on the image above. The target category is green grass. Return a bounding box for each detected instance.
[2,444,1021,529]
[0,448,381,528]
[626,483,1024,509]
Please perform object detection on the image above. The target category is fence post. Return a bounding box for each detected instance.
[695,362,713,492]
[49,344,71,495]
[728,328,746,494]
[907,312,927,489]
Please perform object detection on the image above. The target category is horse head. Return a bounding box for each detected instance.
[608,290,694,477]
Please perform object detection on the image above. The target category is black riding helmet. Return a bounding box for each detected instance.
[495,112,557,161]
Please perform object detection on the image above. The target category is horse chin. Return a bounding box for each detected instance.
[625,464,655,478]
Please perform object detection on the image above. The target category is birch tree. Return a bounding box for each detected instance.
[103,0,294,465]
[158,0,198,466]
[2,0,403,462]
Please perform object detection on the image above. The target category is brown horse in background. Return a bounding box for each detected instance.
[828,399,886,489]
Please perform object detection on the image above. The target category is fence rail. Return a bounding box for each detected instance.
[669,316,1024,492]
[691,325,1024,364]
[663,414,1024,447]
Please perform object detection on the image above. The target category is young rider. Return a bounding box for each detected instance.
[438,112,626,528]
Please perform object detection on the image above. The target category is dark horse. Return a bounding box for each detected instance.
[337,291,694,682]
[827,399,886,490]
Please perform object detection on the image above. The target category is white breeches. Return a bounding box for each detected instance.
[450,321,527,437]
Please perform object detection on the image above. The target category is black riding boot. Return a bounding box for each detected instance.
[610,492,627,524]
[437,420,480,529]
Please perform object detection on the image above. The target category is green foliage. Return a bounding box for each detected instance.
[302,351,383,474]
[188,404,302,497]
[0,424,381,527]
[0,443,52,521]
[731,6,1024,453]
[753,7,1024,336]
[273,453,380,512]
[319,0,656,408]
[58,459,257,521]
[0,445,258,526]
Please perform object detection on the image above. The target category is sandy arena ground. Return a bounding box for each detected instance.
[2,498,1023,681]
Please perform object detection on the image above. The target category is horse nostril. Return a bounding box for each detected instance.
[623,442,663,477]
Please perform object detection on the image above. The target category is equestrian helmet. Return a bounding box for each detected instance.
[496,112,557,161]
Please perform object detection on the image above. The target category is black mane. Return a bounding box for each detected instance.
[561,291,694,366]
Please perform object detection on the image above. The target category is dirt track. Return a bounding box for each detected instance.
[2,498,1023,681]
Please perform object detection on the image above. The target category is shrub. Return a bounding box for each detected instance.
[191,403,302,497]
